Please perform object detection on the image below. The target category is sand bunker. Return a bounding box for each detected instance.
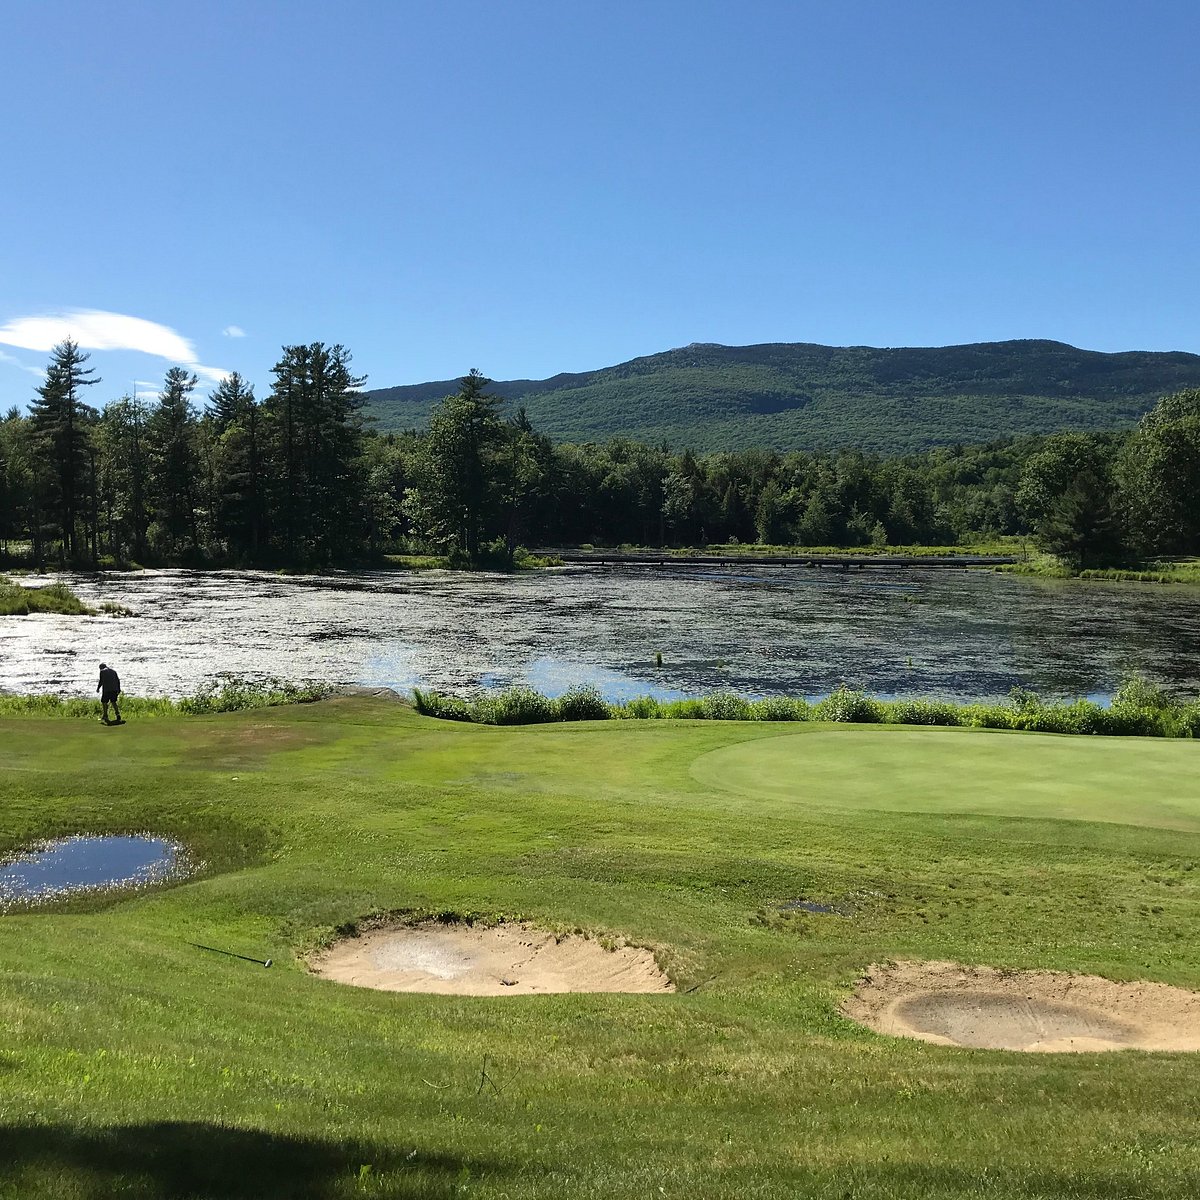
[843,961,1200,1052]
[311,922,674,996]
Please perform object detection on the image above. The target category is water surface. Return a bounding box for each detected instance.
[3,565,1200,702]
[0,835,185,908]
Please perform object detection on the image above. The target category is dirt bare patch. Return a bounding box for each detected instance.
[311,922,674,996]
[843,960,1200,1052]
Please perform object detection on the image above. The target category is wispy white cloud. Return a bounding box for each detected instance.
[0,348,45,378]
[222,324,247,338]
[0,308,229,388]
[0,310,197,360]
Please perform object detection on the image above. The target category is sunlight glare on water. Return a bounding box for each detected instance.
[2,566,1200,703]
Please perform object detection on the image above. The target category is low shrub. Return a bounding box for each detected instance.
[615,696,665,719]
[554,685,611,721]
[471,686,557,726]
[1164,704,1200,738]
[1104,704,1164,738]
[177,677,329,714]
[885,698,963,727]
[747,696,810,721]
[412,688,473,721]
[959,703,1016,730]
[1112,675,1175,712]
[1057,699,1112,736]
[699,692,754,721]
[813,688,884,723]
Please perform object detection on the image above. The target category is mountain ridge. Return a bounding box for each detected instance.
[362,339,1200,455]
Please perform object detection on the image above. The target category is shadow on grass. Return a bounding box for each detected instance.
[0,1121,508,1198]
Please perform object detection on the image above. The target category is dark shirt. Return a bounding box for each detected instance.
[98,667,121,695]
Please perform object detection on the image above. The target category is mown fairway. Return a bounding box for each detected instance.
[1,699,1198,1198]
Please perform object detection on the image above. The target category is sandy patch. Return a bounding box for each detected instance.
[311,922,674,996]
[843,960,1200,1052]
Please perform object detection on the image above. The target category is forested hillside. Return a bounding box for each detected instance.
[364,340,1200,453]
[5,342,1200,572]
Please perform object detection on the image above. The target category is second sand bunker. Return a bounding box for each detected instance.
[312,922,674,996]
[844,960,1200,1052]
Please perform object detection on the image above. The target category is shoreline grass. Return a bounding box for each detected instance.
[0,575,96,616]
[554,538,1028,560]
[998,553,1200,585]
[413,677,1200,738]
[0,678,330,719]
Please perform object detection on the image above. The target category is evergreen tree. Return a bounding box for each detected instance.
[209,371,256,432]
[96,395,152,562]
[147,367,200,559]
[407,370,507,561]
[29,339,99,561]
[206,373,264,558]
[262,344,367,561]
[1017,433,1122,565]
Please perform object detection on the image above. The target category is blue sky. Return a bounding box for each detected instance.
[3,0,1198,409]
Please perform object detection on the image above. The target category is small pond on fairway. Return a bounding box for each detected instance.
[0,836,189,909]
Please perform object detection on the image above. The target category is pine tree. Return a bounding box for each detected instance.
[209,371,256,432]
[29,339,99,561]
[147,367,200,559]
[262,343,367,561]
[209,374,264,559]
[409,370,506,562]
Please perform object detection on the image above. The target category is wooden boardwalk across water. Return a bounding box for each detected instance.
[545,552,1022,570]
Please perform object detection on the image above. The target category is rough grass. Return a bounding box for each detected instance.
[1000,555,1200,585]
[0,576,94,616]
[0,699,1198,1197]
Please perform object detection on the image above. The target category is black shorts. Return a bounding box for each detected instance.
[102,691,120,703]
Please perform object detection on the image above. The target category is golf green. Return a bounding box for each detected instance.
[694,726,1200,831]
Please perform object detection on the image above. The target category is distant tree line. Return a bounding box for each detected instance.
[2,340,1199,569]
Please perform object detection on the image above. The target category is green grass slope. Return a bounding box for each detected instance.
[1,699,1198,1198]
[364,339,1200,453]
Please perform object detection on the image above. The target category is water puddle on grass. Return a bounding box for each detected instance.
[779,899,852,916]
[0,835,192,910]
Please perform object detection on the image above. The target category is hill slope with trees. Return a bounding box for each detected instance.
[363,340,1200,454]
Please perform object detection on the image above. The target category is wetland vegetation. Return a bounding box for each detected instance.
[1,695,1198,1197]
[10,563,1200,705]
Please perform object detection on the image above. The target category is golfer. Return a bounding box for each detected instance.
[97,662,122,725]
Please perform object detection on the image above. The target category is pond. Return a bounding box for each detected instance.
[3,565,1200,703]
[0,835,189,909]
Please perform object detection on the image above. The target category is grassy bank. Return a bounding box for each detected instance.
[999,554,1200,585]
[0,576,95,616]
[1,697,1198,1197]
[557,538,1027,560]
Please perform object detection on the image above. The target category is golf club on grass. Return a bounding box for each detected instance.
[187,940,273,968]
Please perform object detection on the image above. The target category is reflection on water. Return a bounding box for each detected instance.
[2,565,1200,703]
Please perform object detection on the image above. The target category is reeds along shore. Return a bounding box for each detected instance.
[413,678,1200,737]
